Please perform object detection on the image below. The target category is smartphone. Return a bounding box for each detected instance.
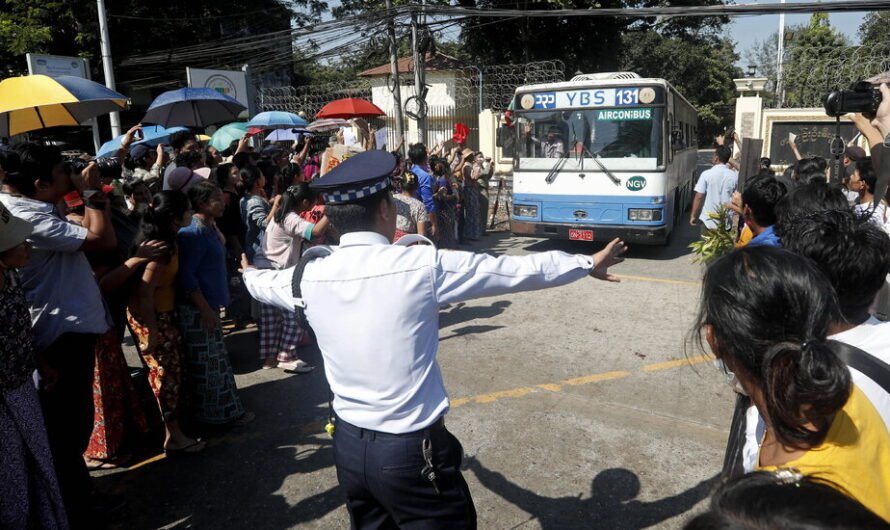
[788,132,797,144]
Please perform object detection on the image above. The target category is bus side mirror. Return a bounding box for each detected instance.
[498,126,516,158]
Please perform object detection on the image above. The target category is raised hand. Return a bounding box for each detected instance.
[590,238,628,282]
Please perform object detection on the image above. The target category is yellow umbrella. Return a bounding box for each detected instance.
[0,74,128,136]
[197,134,211,142]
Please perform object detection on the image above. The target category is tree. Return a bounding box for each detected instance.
[0,0,324,90]
[859,12,890,45]
[620,31,741,137]
[744,12,849,108]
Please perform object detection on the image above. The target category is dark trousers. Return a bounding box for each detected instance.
[479,189,489,234]
[333,417,477,529]
[39,332,98,528]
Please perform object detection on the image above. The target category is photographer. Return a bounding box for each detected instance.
[0,142,117,527]
[126,143,167,191]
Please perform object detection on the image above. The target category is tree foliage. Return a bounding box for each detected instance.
[620,31,741,136]
[745,13,850,107]
[859,11,890,45]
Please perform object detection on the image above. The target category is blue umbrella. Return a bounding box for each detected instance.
[142,87,246,128]
[95,125,189,158]
[265,128,310,142]
[246,111,308,129]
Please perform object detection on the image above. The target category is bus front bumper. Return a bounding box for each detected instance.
[510,220,669,245]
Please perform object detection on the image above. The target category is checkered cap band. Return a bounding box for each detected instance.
[321,178,391,204]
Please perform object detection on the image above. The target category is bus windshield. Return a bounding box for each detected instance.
[516,107,664,169]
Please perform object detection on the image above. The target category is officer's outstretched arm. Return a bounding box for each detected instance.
[434,238,625,306]
[242,267,297,311]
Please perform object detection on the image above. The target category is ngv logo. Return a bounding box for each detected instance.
[625,176,647,191]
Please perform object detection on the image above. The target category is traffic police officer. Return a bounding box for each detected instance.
[242,150,627,529]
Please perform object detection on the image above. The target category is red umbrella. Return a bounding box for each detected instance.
[316,98,384,119]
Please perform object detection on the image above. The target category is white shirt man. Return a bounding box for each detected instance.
[242,150,627,529]
[691,146,737,230]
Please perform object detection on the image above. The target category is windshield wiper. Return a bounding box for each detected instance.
[544,149,569,184]
[586,147,621,186]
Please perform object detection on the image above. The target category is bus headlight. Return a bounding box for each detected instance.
[628,208,662,221]
[513,204,538,217]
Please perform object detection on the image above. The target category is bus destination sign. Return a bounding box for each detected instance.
[519,86,659,111]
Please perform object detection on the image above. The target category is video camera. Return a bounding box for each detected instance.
[65,156,123,182]
[824,81,882,118]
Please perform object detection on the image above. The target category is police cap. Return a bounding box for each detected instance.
[310,150,396,205]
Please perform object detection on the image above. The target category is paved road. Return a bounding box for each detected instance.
[101,219,732,529]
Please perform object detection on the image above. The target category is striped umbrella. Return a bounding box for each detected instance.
[307,118,350,133]
[246,111,308,129]
[0,75,129,137]
[142,87,246,128]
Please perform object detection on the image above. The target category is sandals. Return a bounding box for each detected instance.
[85,457,120,471]
[164,439,207,456]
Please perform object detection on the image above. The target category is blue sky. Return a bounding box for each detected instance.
[727,0,870,68]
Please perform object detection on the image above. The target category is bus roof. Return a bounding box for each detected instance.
[514,77,696,112]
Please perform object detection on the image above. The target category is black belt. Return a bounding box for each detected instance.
[334,415,445,439]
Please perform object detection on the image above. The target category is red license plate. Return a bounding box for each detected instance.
[569,229,593,241]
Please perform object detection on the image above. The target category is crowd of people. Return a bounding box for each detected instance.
[0,121,502,528]
[683,86,890,526]
[4,79,890,527]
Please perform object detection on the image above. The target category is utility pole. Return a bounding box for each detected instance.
[385,0,406,157]
[411,3,427,144]
[775,0,786,108]
[97,0,121,136]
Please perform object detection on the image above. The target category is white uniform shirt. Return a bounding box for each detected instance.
[244,231,595,434]
[741,316,890,472]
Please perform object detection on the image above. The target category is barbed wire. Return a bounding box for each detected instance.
[781,44,890,108]
[258,59,565,115]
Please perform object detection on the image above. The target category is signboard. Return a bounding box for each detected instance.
[26,53,89,78]
[518,86,661,111]
[767,121,857,166]
[187,67,250,114]
[738,138,764,193]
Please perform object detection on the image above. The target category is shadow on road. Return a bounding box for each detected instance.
[466,456,719,529]
[472,221,698,262]
[99,337,346,529]
[439,300,513,328]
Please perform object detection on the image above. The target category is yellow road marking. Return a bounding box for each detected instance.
[563,370,631,386]
[451,356,710,409]
[125,453,166,470]
[617,274,701,287]
[642,354,711,372]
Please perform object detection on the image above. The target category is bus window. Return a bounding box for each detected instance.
[516,107,664,166]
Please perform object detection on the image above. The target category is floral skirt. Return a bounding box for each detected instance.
[177,305,244,424]
[84,329,149,460]
[128,311,184,421]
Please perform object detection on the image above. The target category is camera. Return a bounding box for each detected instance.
[824,81,882,118]
[65,156,123,182]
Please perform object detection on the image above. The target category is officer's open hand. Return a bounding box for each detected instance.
[590,238,627,282]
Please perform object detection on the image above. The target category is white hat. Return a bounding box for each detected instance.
[0,202,33,253]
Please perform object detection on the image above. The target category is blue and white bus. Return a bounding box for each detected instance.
[509,72,699,245]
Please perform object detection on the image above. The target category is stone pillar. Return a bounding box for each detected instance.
[733,78,768,144]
